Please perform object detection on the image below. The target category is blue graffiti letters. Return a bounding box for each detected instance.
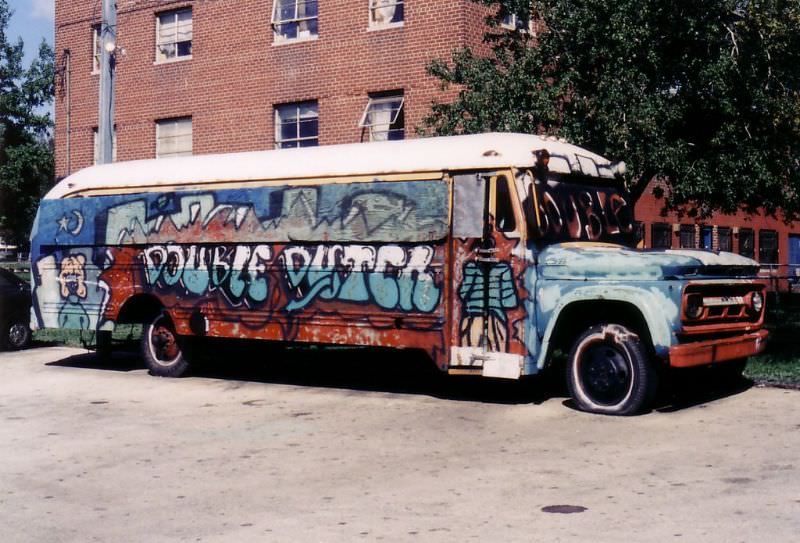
[282,244,441,313]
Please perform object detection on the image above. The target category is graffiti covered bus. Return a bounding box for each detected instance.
[30,133,768,415]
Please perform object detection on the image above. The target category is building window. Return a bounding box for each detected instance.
[738,228,755,259]
[156,117,192,158]
[634,221,645,247]
[651,223,671,249]
[156,9,193,62]
[272,0,318,42]
[718,227,732,252]
[700,226,713,250]
[679,225,696,249]
[93,127,117,164]
[500,9,532,32]
[359,93,404,141]
[275,102,318,148]
[369,0,403,27]
[92,25,101,73]
[759,229,779,264]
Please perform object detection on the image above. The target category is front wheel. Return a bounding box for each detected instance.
[566,323,658,415]
[141,314,191,377]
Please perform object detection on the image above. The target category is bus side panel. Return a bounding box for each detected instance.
[31,179,450,364]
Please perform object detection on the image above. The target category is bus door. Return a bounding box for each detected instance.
[449,173,527,379]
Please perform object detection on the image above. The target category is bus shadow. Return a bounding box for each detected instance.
[44,344,756,410]
[193,344,555,405]
[45,349,144,372]
[46,343,557,406]
[655,371,755,413]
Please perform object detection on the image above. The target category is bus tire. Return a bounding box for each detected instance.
[566,323,657,416]
[3,319,31,350]
[141,314,190,377]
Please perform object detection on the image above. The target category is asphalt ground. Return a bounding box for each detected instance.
[1,345,799,542]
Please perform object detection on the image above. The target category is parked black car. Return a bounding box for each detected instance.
[0,267,32,350]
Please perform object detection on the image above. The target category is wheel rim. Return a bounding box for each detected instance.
[579,343,632,407]
[148,318,181,366]
[8,323,27,348]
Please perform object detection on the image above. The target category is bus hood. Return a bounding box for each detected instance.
[537,243,760,281]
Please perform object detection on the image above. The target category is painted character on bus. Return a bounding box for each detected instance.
[458,259,518,351]
[57,254,90,330]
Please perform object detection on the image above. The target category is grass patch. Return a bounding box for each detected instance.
[744,295,800,387]
[33,325,142,350]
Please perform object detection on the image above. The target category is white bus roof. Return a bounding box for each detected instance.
[46,132,617,199]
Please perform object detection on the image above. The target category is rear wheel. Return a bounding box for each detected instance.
[566,323,658,415]
[3,319,31,350]
[141,314,190,377]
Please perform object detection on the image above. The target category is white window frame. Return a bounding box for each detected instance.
[271,0,319,44]
[500,12,534,33]
[92,25,101,74]
[274,101,319,149]
[93,126,118,164]
[156,117,193,158]
[359,94,405,141]
[155,8,193,64]
[368,0,404,30]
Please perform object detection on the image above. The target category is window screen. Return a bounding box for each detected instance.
[739,228,755,259]
[759,230,778,264]
[651,223,671,249]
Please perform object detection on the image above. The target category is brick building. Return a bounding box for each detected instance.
[53,1,800,284]
[54,0,491,176]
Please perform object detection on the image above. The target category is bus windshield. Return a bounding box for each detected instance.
[517,171,636,246]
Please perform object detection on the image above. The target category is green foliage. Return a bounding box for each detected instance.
[424,1,800,218]
[0,0,54,249]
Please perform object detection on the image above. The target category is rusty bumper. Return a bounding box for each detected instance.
[669,329,769,368]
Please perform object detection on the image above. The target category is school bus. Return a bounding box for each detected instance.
[30,133,768,414]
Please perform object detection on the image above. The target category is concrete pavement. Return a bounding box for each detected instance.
[1,346,799,542]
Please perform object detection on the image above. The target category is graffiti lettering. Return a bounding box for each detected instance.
[538,185,633,242]
[282,244,441,313]
[142,244,272,304]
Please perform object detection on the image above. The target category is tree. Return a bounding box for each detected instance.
[0,0,54,250]
[423,1,800,219]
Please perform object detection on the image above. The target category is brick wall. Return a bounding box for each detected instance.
[54,0,492,179]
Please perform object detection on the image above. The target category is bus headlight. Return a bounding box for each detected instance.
[751,292,763,314]
[685,294,704,320]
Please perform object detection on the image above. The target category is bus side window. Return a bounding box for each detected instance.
[495,175,516,232]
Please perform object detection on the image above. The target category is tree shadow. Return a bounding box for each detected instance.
[45,341,557,406]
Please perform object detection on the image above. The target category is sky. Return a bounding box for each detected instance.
[6,0,54,64]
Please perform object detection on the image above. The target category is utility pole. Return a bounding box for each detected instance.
[97,0,116,359]
[98,0,116,165]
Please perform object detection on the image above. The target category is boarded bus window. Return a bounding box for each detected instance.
[717,227,732,252]
[739,228,755,259]
[651,223,671,249]
[679,225,696,248]
[759,229,778,264]
[495,175,516,232]
[453,174,485,239]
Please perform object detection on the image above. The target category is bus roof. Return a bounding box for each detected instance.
[46,132,617,199]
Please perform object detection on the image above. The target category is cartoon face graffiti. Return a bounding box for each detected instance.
[59,254,88,299]
[57,254,91,330]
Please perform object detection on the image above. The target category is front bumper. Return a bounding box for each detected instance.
[668,329,768,368]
